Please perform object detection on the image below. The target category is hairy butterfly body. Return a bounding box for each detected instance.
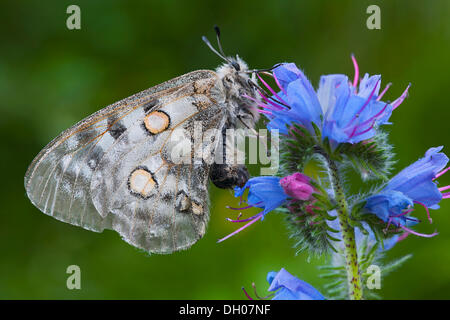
[25,44,260,254]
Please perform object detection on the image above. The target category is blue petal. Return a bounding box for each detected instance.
[235,176,281,197]
[285,79,323,132]
[234,176,288,219]
[386,147,448,207]
[248,183,285,205]
[274,63,311,92]
[317,74,349,114]
[265,112,291,134]
[357,74,381,99]
[267,268,325,300]
[266,271,277,285]
[234,186,246,198]
[364,190,414,225]
[272,288,302,300]
[272,63,323,133]
[322,85,393,144]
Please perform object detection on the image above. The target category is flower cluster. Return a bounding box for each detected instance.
[218,55,448,300]
[254,56,409,148]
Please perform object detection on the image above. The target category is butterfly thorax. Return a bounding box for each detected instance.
[215,56,260,130]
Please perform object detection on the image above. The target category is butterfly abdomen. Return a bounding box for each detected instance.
[210,163,250,189]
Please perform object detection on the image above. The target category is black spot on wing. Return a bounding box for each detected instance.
[143,99,159,113]
[107,117,127,140]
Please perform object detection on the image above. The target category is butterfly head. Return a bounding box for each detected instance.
[215,55,251,79]
[202,28,261,127]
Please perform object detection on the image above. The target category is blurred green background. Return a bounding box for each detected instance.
[1,0,450,299]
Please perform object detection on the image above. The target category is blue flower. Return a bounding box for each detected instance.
[265,63,323,134]
[254,56,410,147]
[267,268,325,300]
[386,146,449,208]
[364,146,450,237]
[242,268,325,300]
[234,176,288,217]
[320,73,393,146]
[218,176,288,242]
[364,191,417,227]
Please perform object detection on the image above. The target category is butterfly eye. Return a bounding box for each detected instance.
[231,61,241,71]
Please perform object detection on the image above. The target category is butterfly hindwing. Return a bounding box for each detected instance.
[25,70,226,253]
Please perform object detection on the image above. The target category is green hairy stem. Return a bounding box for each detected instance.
[321,152,363,300]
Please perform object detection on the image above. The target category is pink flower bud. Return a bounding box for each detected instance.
[280,173,314,201]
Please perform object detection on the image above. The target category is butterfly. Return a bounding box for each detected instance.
[24,27,267,254]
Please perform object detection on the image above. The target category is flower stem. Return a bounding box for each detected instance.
[320,150,363,300]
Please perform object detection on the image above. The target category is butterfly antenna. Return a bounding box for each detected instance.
[214,26,241,71]
[214,25,227,58]
[202,31,230,64]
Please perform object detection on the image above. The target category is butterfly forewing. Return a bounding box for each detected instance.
[25,70,225,253]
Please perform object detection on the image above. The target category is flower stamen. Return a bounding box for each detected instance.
[273,72,287,95]
[377,82,392,101]
[347,103,389,138]
[257,73,289,106]
[384,208,415,233]
[257,109,272,115]
[392,208,414,218]
[392,83,411,110]
[226,204,253,210]
[217,214,263,243]
[226,212,262,223]
[351,54,359,89]
[399,225,438,238]
[414,200,433,223]
[356,103,389,129]
[257,91,287,111]
[242,94,279,111]
[252,282,275,300]
[347,78,381,127]
[384,218,393,233]
[434,166,450,180]
[241,287,254,300]
[349,120,376,138]
[397,231,410,242]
